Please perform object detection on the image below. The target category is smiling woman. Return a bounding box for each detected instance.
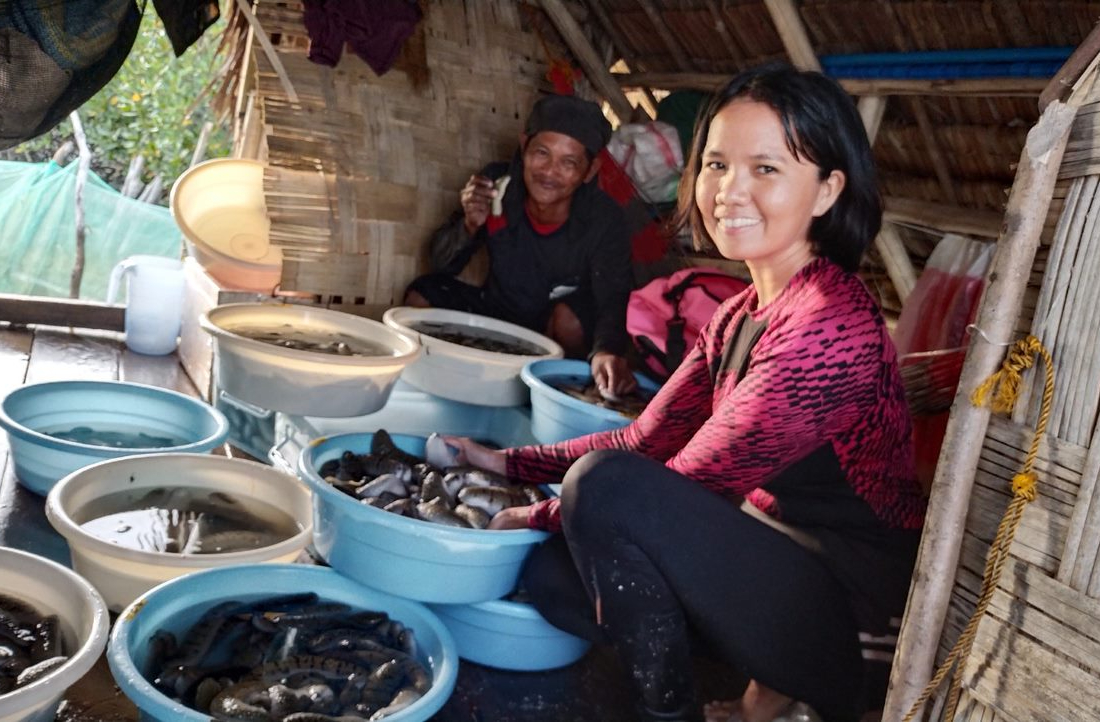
[442,64,926,722]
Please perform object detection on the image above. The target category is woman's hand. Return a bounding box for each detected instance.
[487,505,530,530]
[591,352,638,399]
[441,435,507,475]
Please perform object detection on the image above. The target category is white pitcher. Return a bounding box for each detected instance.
[106,255,185,356]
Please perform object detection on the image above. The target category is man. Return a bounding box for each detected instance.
[404,94,637,398]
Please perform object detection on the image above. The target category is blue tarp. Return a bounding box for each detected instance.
[0,160,181,300]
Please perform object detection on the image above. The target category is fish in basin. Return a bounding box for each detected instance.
[318,429,547,529]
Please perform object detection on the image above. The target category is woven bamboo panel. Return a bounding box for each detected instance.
[241,0,549,313]
[920,74,1100,721]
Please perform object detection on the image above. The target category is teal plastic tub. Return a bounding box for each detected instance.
[299,432,548,604]
[108,564,458,722]
[521,359,660,444]
[430,598,590,671]
[0,380,229,495]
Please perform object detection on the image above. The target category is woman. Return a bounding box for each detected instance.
[447,64,927,722]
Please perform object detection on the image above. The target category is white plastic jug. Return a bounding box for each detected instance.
[106,255,185,356]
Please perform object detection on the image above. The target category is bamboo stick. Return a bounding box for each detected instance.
[636,0,695,72]
[584,0,659,117]
[69,111,90,300]
[120,154,145,199]
[882,95,1080,722]
[909,97,959,205]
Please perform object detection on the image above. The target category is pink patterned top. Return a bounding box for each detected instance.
[509,258,927,534]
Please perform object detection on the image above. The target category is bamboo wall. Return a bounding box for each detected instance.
[922,75,1100,722]
[239,1,552,317]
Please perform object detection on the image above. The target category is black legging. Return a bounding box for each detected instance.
[522,449,865,722]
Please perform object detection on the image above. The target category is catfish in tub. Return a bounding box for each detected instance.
[317,430,546,529]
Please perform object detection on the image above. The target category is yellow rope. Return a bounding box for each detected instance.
[902,335,1054,722]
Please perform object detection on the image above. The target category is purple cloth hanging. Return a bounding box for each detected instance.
[303,0,422,75]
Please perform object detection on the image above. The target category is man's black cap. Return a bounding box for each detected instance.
[525,94,612,157]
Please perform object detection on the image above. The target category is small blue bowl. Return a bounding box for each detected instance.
[299,432,549,604]
[430,598,591,671]
[0,380,229,495]
[520,359,660,444]
[108,564,458,722]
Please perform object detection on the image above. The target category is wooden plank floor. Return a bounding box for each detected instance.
[0,324,746,722]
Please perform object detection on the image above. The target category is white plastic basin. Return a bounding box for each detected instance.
[0,548,109,722]
[383,306,562,407]
[170,158,282,292]
[46,453,314,612]
[201,303,421,417]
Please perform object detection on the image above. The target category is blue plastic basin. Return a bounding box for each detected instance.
[0,380,229,495]
[299,432,549,604]
[520,359,660,444]
[429,597,590,671]
[108,564,458,722]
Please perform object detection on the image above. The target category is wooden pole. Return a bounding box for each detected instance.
[538,0,634,125]
[584,0,660,117]
[636,0,696,72]
[615,73,1050,98]
[762,0,821,72]
[883,196,1004,239]
[882,95,1081,722]
[69,111,91,300]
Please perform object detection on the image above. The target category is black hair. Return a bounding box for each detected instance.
[674,63,882,272]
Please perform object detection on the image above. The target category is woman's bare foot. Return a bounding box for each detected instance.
[741,680,793,722]
[705,680,795,722]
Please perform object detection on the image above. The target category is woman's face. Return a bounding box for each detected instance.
[695,98,844,271]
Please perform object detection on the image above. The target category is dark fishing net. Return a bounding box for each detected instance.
[0,0,219,150]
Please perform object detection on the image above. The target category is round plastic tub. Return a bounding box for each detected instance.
[201,303,421,417]
[170,158,282,293]
[521,358,661,443]
[108,564,458,722]
[429,598,590,671]
[0,547,109,722]
[46,453,314,612]
[0,380,229,496]
[299,432,549,604]
[383,307,562,407]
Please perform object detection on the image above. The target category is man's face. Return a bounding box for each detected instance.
[521,131,592,209]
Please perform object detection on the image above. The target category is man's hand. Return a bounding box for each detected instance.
[460,175,496,235]
[591,352,638,399]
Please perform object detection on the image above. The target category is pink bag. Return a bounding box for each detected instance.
[628,267,748,379]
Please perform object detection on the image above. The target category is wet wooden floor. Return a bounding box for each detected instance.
[0,323,746,721]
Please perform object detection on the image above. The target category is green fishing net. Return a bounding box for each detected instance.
[0,160,180,299]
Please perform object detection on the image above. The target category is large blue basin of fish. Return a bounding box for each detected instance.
[299,432,550,604]
[108,563,458,722]
[429,597,591,671]
[521,359,661,444]
[0,380,229,496]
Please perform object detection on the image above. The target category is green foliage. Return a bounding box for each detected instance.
[9,8,231,202]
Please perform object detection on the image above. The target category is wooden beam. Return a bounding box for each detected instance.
[763,0,821,72]
[615,73,1050,98]
[883,196,1004,239]
[584,0,660,117]
[908,97,959,204]
[857,95,920,302]
[0,295,125,332]
[636,0,695,71]
[537,0,634,124]
[875,223,917,303]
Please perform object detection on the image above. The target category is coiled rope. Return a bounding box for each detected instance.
[903,335,1055,722]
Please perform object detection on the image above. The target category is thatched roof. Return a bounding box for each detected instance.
[531,0,1100,311]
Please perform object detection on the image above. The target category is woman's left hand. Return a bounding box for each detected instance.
[441,435,507,475]
[487,505,531,530]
